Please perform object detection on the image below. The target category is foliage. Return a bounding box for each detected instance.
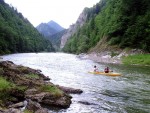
[0,68,4,74]
[17,85,27,92]
[0,0,55,55]
[0,76,26,94]
[24,109,34,113]
[0,76,27,105]
[40,85,63,97]
[0,77,15,103]
[110,51,119,58]
[122,54,150,65]
[63,0,150,53]
[26,74,39,79]
[0,77,15,90]
[47,29,67,51]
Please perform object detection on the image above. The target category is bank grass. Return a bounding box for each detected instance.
[0,68,4,74]
[111,51,119,58]
[0,76,28,108]
[26,74,39,79]
[40,85,63,97]
[17,85,28,92]
[122,54,150,65]
[18,66,28,71]
[24,109,34,113]
[0,77,15,90]
[0,77,16,103]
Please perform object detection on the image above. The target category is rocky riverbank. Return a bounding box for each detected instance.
[0,61,82,113]
[87,52,122,64]
[78,49,145,64]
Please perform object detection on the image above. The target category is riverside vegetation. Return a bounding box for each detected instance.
[62,0,150,65]
[63,0,150,53]
[122,54,150,66]
[0,0,55,55]
[0,0,149,112]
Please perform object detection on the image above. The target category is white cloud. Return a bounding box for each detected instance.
[4,0,100,28]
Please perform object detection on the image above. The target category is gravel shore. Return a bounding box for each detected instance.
[78,49,145,65]
[87,52,122,64]
[77,52,122,64]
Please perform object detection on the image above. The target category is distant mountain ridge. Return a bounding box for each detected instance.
[49,29,67,51]
[36,20,65,37]
[47,20,64,32]
[0,0,54,54]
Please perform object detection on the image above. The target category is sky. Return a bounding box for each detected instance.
[4,0,100,28]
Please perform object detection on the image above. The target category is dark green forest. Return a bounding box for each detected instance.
[63,0,150,54]
[0,0,54,55]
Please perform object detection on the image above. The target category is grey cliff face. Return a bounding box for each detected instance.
[60,10,87,49]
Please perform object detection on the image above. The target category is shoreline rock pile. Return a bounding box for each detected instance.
[0,61,83,113]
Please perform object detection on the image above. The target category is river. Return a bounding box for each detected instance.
[2,53,150,113]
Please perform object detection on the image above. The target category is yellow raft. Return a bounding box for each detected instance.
[88,71,121,76]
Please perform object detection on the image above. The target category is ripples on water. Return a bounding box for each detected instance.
[2,53,150,113]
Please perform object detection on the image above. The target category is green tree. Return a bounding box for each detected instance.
[0,0,55,55]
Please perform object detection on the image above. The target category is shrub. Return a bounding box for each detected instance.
[26,74,39,79]
[0,77,15,90]
[40,85,63,97]
[122,54,150,65]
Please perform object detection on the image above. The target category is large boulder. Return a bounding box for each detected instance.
[57,85,83,94]
[25,89,72,108]
[0,61,82,112]
[26,99,49,113]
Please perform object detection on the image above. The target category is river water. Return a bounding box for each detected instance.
[2,53,150,113]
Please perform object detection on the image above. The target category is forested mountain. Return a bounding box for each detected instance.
[47,20,64,32]
[48,29,67,51]
[0,0,55,55]
[36,20,65,37]
[62,0,150,54]
[36,20,65,50]
[36,23,57,37]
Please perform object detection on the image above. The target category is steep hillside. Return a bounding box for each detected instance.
[62,0,150,54]
[36,20,65,50]
[47,20,64,32]
[49,29,67,51]
[36,23,58,37]
[36,20,65,37]
[0,0,54,54]
[60,8,89,49]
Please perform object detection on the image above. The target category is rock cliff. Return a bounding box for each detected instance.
[60,8,88,49]
[0,61,82,112]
